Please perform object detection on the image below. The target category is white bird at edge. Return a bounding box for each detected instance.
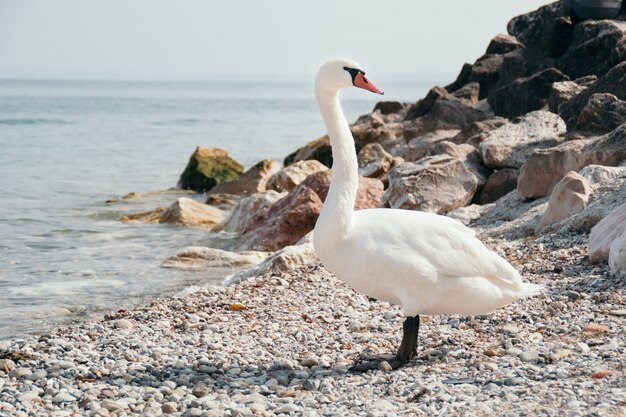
[312,58,543,372]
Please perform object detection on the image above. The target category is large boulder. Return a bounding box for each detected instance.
[559,62,626,130]
[489,67,570,118]
[235,171,383,251]
[267,160,328,192]
[473,168,519,205]
[479,111,566,169]
[548,81,585,113]
[178,147,244,192]
[209,159,280,196]
[382,155,479,213]
[609,226,626,273]
[213,191,286,234]
[570,93,626,136]
[357,143,399,179]
[450,118,508,147]
[446,34,524,100]
[589,203,626,263]
[535,171,592,233]
[518,124,626,198]
[559,20,626,80]
[160,198,225,230]
[426,141,491,187]
[406,129,460,161]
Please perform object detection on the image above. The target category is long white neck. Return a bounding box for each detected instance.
[315,88,358,240]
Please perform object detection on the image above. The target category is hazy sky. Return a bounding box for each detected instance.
[0,0,550,81]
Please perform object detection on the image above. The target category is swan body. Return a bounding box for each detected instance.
[311,59,541,369]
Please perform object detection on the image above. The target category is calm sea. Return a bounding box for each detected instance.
[0,79,429,339]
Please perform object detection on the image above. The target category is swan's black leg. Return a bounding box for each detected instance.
[350,315,420,373]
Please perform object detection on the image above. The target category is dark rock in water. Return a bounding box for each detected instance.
[236,171,383,251]
[518,124,626,198]
[559,62,626,130]
[382,155,479,214]
[373,101,405,115]
[489,67,569,118]
[284,135,333,168]
[549,81,585,113]
[559,20,626,79]
[474,168,519,205]
[572,93,626,136]
[486,33,525,55]
[178,147,244,192]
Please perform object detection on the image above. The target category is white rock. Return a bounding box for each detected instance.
[609,224,626,273]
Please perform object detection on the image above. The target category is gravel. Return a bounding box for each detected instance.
[0,231,625,416]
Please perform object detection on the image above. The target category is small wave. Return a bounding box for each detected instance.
[153,118,203,126]
[0,118,71,126]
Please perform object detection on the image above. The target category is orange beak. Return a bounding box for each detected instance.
[353,72,384,95]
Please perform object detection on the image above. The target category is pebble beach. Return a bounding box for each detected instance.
[1,230,624,416]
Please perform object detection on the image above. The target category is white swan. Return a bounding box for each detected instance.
[312,59,542,371]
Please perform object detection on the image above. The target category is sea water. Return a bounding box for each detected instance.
[0,79,429,338]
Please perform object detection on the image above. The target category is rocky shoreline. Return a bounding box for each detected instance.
[3,1,626,416]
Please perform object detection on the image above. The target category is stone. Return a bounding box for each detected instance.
[474,168,519,205]
[162,247,268,270]
[536,171,592,233]
[583,323,609,333]
[300,356,318,367]
[519,350,541,362]
[571,93,626,136]
[579,164,626,187]
[8,367,31,379]
[101,400,125,412]
[378,361,393,372]
[589,203,626,263]
[489,68,570,119]
[609,225,626,273]
[192,384,209,398]
[405,86,449,120]
[407,129,460,161]
[382,155,479,214]
[404,96,489,138]
[284,135,332,167]
[357,143,396,179]
[518,124,626,198]
[159,198,225,230]
[274,404,300,414]
[373,101,405,115]
[486,33,525,55]
[225,242,318,285]
[178,147,244,192]
[447,204,490,225]
[480,111,565,169]
[161,402,177,414]
[209,159,280,196]
[0,359,16,372]
[451,82,480,105]
[213,191,285,234]
[267,160,329,192]
[559,62,626,130]
[451,118,508,148]
[559,20,626,80]
[234,170,383,251]
[52,392,77,403]
[548,81,585,113]
[426,141,491,186]
[120,207,165,224]
[113,319,133,330]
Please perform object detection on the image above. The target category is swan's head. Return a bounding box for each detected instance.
[315,58,384,96]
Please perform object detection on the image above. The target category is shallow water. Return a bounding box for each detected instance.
[0,79,429,339]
